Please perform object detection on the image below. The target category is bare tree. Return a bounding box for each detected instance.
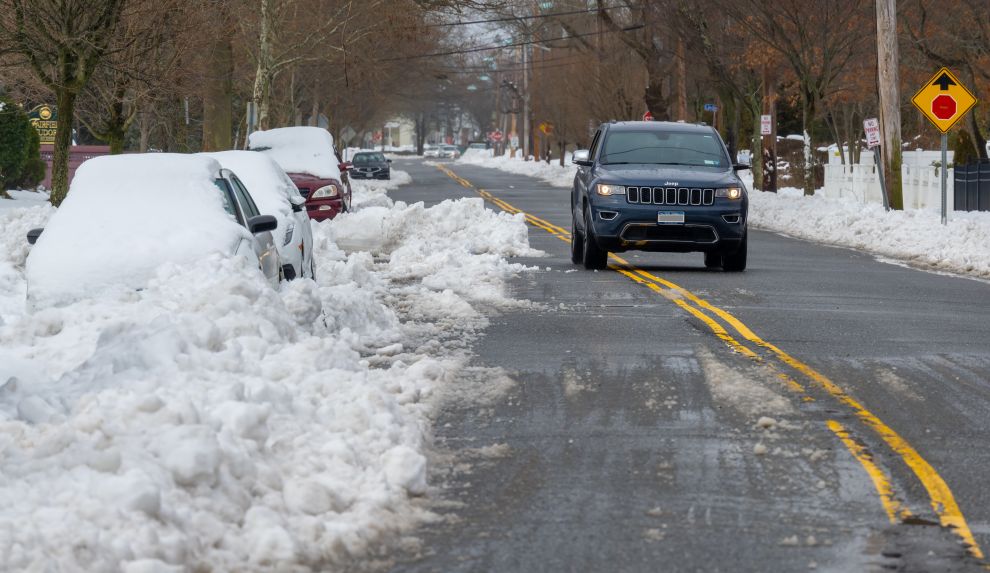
[0,0,126,205]
[727,0,870,195]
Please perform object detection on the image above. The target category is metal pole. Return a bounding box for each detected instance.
[941,132,948,225]
[874,148,890,211]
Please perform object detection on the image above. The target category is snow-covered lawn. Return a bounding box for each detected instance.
[748,188,990,280]
[0,175,536,570]
[0,189,49,211]
[453,155,990,280]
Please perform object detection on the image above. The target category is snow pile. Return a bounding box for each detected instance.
[249,127,342,181]
[0,189,534,569]
[26,154,248,306]
[348,169,412,210]
[749,188,990,279]
[457,152,577,188]
[203,151,303,248]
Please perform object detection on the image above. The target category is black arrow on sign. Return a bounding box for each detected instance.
[933,72,956,90]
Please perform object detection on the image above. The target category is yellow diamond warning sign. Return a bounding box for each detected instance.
[911,67,977,133]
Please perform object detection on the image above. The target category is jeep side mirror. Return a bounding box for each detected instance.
[572,150,592,166]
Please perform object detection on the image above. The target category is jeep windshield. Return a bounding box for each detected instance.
[600,130,728,168]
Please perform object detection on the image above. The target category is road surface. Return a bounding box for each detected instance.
[382,157,990,572]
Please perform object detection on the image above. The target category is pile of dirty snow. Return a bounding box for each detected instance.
[0,179,534,570]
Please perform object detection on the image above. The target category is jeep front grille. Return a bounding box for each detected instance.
[626,187,714,206]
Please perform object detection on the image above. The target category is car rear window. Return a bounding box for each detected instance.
[601,130,727,167]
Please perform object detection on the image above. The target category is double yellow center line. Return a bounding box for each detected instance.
[435,163,984,561]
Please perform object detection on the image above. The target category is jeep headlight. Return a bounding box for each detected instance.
[716,187,743,200]
[596,184,625,196]
[311,184,339,198]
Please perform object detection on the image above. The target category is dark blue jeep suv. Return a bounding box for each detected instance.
[571,121,749,271]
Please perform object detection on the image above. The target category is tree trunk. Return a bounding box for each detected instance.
[253,0,273,130]
[50,89,77,207]
[675,38,688,121]
[202,37,233,151]
[876,0,903,209]
[801,95,816,196]
[139,110,152,152]
[644,76,671,121]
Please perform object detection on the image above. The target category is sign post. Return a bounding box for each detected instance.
[911,67,978,225]
[864,118,890,211]
[760,114,776,193]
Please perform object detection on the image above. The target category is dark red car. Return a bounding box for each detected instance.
[248,126,353,222]
[286,171,352,221]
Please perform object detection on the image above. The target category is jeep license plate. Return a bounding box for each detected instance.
[657,211,685,225]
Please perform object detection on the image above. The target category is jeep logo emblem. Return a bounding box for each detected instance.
[663,181,679,187]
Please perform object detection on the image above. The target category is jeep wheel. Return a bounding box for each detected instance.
[570,214,584,264]
[582,209,608,270]
[704,251,721,269]
[721,233,747,272]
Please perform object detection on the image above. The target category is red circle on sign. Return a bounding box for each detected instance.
[643,111,654,121]
[932,94,957,121]
[492,131,503,142]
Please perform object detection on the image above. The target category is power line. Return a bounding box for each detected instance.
[421,5,634,28]
[432,53,588,75]
[382,24,644,62]
[436,58,586,76]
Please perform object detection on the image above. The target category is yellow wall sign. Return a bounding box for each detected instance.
[28,104,57,144]
[911,68,977,133]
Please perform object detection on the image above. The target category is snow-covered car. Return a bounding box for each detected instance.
[25,154,282,306]
[249,126,352,222]
[437,145,460,159]
[204,150,315,280]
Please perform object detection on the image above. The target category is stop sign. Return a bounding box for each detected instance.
[643,110,654,121]
[931,94,957,121]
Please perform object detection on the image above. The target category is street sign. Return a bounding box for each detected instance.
[643,110,654,121]
[538,121,554,135]
[703,103,718,112]
[510,134,519,149]
[911,67,977,133]
[760,115,772,136]
[28,104,57,144]
[864,118,881,148]
[490,130,503,142]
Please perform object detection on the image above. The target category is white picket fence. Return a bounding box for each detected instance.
[821,163,952,210]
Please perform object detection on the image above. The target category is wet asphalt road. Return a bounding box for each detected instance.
[382,158,990,573]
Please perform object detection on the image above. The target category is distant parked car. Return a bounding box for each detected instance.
[467,142,488,150]
[204,150,315,280]
[349,151,391,180]
[423,145,439,158]
[25,154,281,305]
[249,126,353,222]
[438,145,460,159]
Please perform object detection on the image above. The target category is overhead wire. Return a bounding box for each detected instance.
[381,24,644,61]
[420,4,636,28]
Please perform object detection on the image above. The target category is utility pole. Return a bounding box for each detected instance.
[522,42,530,159]
[876,0,903,210]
